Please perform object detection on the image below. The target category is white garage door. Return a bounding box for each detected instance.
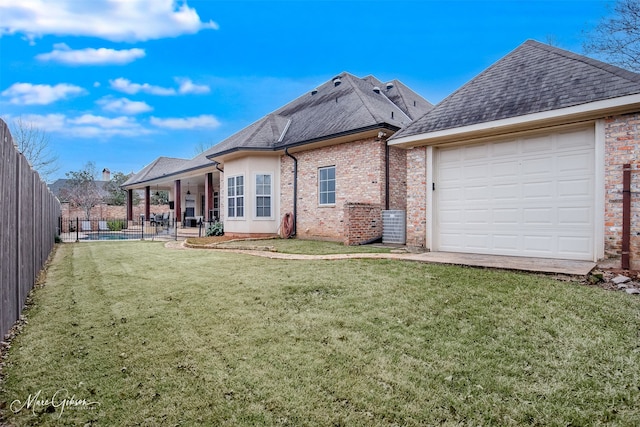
[436,127,595,261]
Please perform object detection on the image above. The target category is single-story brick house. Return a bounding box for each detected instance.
[122,72,433,244]
[389,40,640,267]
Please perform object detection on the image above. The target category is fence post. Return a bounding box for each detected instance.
[76,217,79,242]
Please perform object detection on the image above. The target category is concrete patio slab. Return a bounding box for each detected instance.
[407,252,597,276]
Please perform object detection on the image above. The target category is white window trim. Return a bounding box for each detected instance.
[318,165,336,206]
[253,172,274,220]
[227,174,245,220]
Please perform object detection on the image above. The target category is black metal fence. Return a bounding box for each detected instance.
[1,119,61,340]
[58,217,178,242]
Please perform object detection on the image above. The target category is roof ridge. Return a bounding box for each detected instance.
[341,73,379,124]
[525,39,640,83]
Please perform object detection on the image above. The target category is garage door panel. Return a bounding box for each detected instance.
[558,207,591,225]
[522,235,554,252]
[494,208,519,224]
[522,181,555,199]
[523,207,554,224]
[558,179,592,197]
[464,144,489,160]
[558,152,592,173]
[492,161,519,178]
[465,209,490,224]
[494,234,519,251]
[558,236,593,256]
[436,127,595,261]
[493,184,519,200]
[558,128,592,149]
[522,134,553,153]
[493,140,519,156]
[522,157,554,176]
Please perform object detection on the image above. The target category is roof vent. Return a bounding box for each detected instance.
[333,77,342,87]
[311,89,318,95]
[372,86,381,94]
[386,82,394,90]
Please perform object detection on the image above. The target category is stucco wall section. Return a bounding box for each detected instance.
[405,147,427,248]
[280,137,387,241]
[604,113,640,268]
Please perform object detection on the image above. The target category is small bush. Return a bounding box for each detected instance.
[206,221,224,236]
[107,220,126,231]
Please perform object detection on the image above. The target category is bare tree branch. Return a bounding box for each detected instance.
[584,0,640,71]
[7,116,60,182]
[60,162,103,220]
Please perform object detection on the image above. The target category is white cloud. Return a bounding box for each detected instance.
[97,96,153,114]
[36,43,145,65]
[0,0,218,42]
[1,82,86,105]
[110,78,176,96]
[176,77,210,94]
[3,113,153,138]
[150,114,220,129]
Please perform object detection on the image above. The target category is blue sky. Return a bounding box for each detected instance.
[0,0,613,182]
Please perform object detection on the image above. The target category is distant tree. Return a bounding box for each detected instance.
[60,162,103,220]
[583,0,640,71]
[193,139,215,156]
[105,171,140,206]
[151,190,169,205]
[7,116,60,182]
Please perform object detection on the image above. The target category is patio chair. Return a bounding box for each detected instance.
[98,221,109,231]
[81,220,92,231]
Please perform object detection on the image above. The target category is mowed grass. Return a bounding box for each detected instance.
[186,237,393,254]
[1,242,639,426]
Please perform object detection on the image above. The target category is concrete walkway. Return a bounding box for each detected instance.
[170,241,596,276]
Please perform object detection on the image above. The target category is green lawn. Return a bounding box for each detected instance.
[1,241,639,426]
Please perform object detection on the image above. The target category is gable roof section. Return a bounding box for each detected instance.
[391,39,640,142]
[122,156,189,187]
[208,72,433,158]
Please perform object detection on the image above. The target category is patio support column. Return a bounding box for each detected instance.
[205,172,213,221]
[145,186,150,221]
[174,180,182,224]
[127,189,133,221]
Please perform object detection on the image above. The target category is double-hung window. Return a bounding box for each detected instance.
[227,175,244,218]
[318,166,336,205]
[255,174,272,218]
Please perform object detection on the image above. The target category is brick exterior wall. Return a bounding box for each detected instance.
[405,147,428,248]
[280,137,388,243]
[604,113,640,268]
[388,145,407,211]
[344,203,382,245]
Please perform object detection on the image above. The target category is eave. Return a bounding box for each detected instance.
[389,93,640,148]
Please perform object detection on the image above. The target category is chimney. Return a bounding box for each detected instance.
[102,168,111,181]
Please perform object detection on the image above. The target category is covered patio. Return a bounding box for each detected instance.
[121,154,222,231]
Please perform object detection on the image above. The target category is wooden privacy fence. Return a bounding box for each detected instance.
[0,119,61,340]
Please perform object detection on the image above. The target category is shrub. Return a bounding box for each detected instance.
[107,220,126,231]
[206,221,224,236]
